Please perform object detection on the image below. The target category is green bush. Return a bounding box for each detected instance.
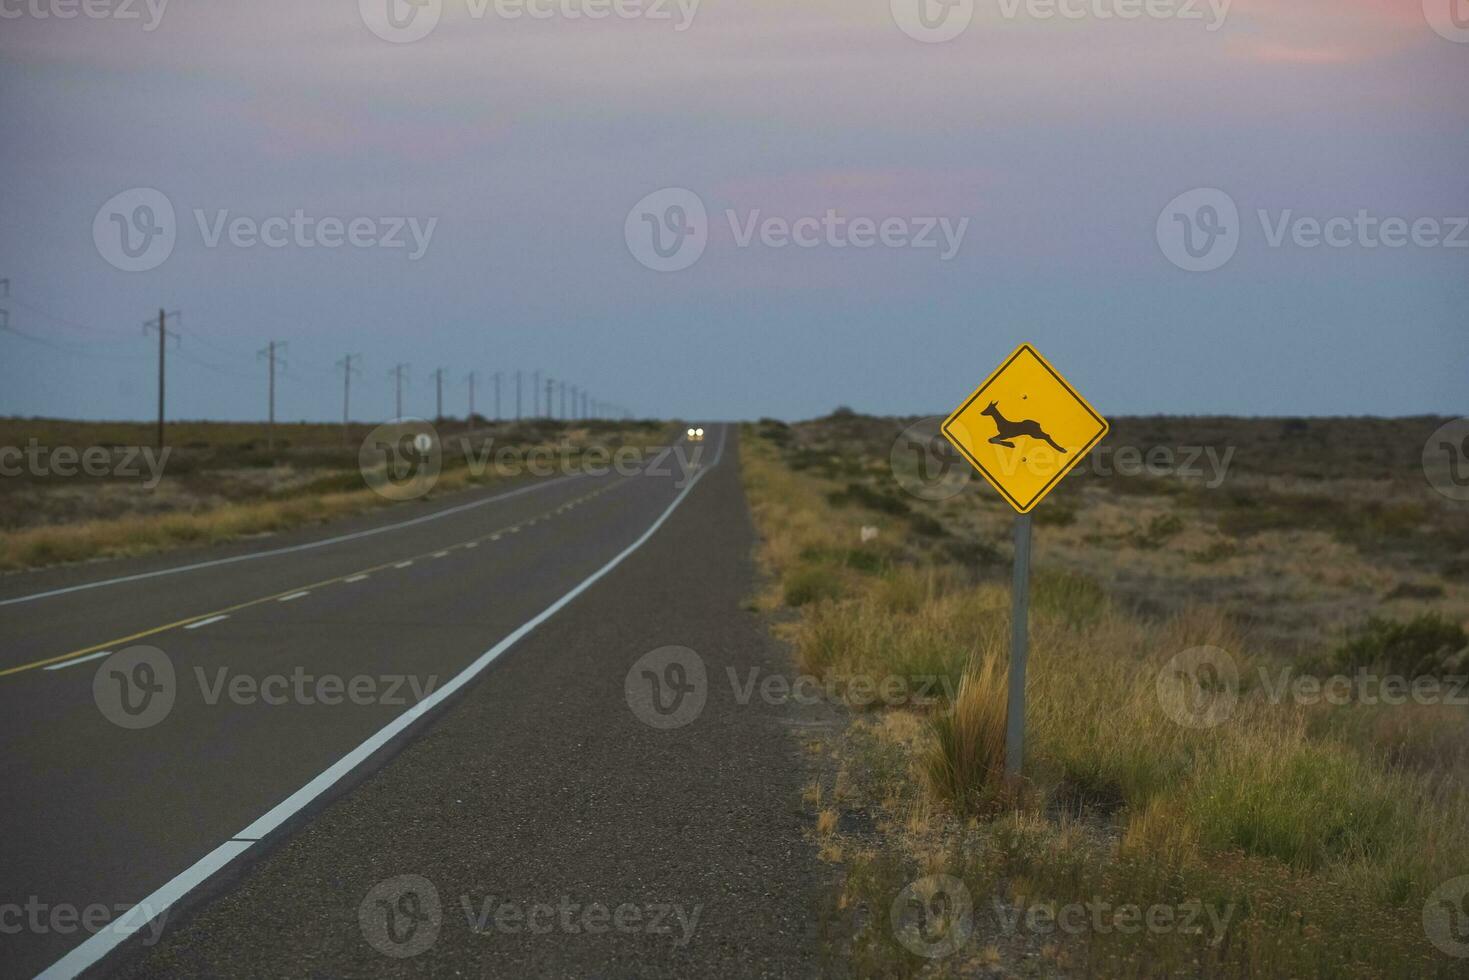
[1332,613,1467,678]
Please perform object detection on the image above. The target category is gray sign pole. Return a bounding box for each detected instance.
[1006,512,1032,777]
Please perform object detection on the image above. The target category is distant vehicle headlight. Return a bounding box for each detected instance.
[695,427,704,438]
[687,427,696,438]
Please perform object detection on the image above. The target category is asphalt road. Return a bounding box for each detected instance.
[0,425,830,978]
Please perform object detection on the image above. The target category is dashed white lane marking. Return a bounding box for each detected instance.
[394,561,413,569]
[463,542,478,549]
[431,551,449,559]
[184,615,230,630]
[43,650,112,670]
[277,591,310,603]
[32,426,725,980]
[344,574,370,583]
[490,534,501,541]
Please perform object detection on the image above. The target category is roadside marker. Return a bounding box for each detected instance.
[941,344,1108,778]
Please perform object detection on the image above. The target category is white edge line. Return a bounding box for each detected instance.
[344,574,369,583]
[1,471,594,608]
[43,650,112,671]
[30,424,726,980]
[183,615,229,630]
[34,841,253,980]
[277,591,310,603]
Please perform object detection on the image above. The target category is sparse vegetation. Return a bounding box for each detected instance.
[741,414,1469,978]
[0,418,671,571]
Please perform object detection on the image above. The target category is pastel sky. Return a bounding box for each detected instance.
[1,0,1465,422]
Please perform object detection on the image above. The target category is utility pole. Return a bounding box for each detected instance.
[143,308,181,450]
[257,341,287,452]
[559,380,566,420]
[545,377,554,421]
[533,370,541,418]
[336,354,362,443]
[516,370,522,420]
[492,371,502,422]
[432,367,445,421]
[389,363,409,419]
[581,390,588,419]
[465,370,476,426]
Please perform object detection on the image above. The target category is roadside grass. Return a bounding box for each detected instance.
[0,420,672,571]
[741,425,1469,978]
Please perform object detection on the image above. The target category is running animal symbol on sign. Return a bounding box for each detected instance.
[980,401,1068,454]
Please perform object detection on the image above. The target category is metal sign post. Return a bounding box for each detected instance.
[1006,513,1032,777]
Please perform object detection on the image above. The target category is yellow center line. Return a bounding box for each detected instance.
[1,476,627,679]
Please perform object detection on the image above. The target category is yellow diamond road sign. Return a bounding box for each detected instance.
[941,344,1108,514]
